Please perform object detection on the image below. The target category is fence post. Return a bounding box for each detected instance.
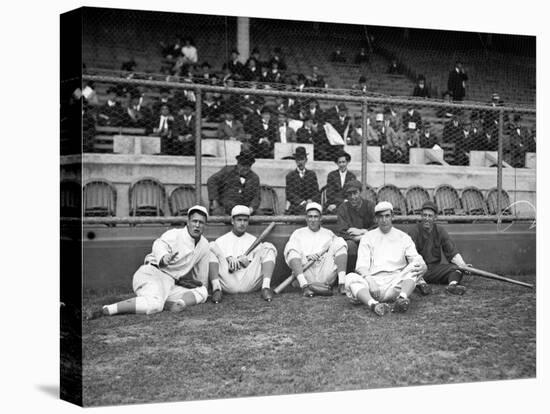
[497,109,504,216]
[361,97,368,193]
[195,88,203,205]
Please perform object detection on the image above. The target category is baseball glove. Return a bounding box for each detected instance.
[175,278,203,289]
[307,282,333,296]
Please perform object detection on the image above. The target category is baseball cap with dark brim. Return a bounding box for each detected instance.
[374,201,393,214]
[305,202,322,214]
[188,205,209,220]
[231,205,251,217]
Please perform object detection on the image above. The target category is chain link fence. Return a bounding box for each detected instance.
[61,7,536,220]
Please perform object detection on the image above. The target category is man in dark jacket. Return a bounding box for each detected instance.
[207,150,260,215]
[325,150,356,213]
[285,146,320,215]
[408,201,470,295]
[447,61,468,101]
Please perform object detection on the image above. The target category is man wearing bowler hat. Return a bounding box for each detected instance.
[284,202,348,297]
[86,206,211,319]
[335,179,375,278]
[344,201,426,315]
[408,200,470,296]
[207,150,260,215]
[208,205,277,303]
[285,146,320,215]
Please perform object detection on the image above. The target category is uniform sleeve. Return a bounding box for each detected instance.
[283,230,302,260]
[403,233,425,266]
[439,226,460,263]
[151,229,179,264]
[355,235,372,276]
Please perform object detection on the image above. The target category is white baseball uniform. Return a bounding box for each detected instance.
[345,227,426,302]
[284,227,347,285]
[132,226,210,314]
[209,231,277,293]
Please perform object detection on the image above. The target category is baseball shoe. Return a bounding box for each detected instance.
[338,284,346,295]
[261,287,273,302]
[85,307,107,320]
[392,296,410,313]
[416,282,432,296]
[446,284,466,296]
[211,289,223,304]
[302,285,315,298]
[370,302,391,316]
[164,299,186,312]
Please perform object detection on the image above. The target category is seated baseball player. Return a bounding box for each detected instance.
[208,205,277,303]
[284,202,348,297]
[408,200,470,296]
[345,201,427,316]
[86,206,211,319]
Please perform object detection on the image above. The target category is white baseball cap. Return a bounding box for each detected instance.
[305,202,323,214]
[374,201,393,214]
[231,205,251,217]
[187,205,209,219]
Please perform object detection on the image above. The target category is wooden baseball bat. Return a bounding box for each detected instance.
[274,239,332,294]
[228,221,277,273]
[458,265,534,289]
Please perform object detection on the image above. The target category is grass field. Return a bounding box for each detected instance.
[81,274,536,407]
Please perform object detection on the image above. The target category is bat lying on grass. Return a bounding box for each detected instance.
[458,265,534,289]
[274,238,332,294]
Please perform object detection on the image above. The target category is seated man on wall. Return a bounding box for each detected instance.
[285,146,320,215]
[335,180,375,276]
[207,150,260,215]
[344,201,427,316]
[208,205,277,304]
[284,202,348,297]
[217,109,246,142]
[408,201,470,296]
[325,150,356,214]
[86,206,210,319]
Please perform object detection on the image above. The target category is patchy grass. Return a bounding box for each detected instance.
[81,274,536,407]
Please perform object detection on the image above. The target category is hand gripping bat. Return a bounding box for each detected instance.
[229,221,277,272]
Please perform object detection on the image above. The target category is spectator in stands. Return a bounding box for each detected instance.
[335,179,375,274]
[208,150,261,215]
[224,49,245,79]
[412,75,430,98]
[325,150,357,214]
[160,36,183,59]
[480,93,504,132]
[384,106,401,131]
[361,113,383,146]
[217,110,246,142]
[296,74,308,92]
[401,106,422,133]
[285,146,320,215]
[327,103,352,143]
[330,46,347,63]
[303,98,325,124]
[240,87,265,122]
[354,47,370,65]
[477,125,498,152]
[249,107,278,159]
[243,57,260,82]
[447,61,468,102]
[202,92,224,122]
[353,76,368,93]
[372,113,397,149]
[174,101,196,156]
[269,47,287,71]
[152,88,174,117]
[387,59,402,74]
[268,61,284,85]
[381,123,408,164]
[274,94,299,119]
[402,125,421,153]
[306,66,327,88]
[124,94,153,133]
[154,104,177,154]
[196,62,213,83]
[419,122,439,149]
[436,91,457,119]
[258,62,271,86]
[296,118,331,161]
[97,86,126,127]
[454,120,474,166]
[247,47,264,69]
[442,115,462,145]
[180,37,198,65]
[277,112,297,143]
[508,115,534,167]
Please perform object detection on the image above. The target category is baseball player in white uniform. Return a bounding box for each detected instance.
[345,201,427,315]
[284,202,348,297]
[209,205,277,303]
[87,205,211,318]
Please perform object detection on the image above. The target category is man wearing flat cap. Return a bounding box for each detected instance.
[207,150,261,215]
[325,150,357,213]
[344,201,427,315]
[87,206,211,319]
[335,179,375,278]
[408,200,470,296]
[208,205,277,303]
[285,146,320,215]
[284,202,348,297]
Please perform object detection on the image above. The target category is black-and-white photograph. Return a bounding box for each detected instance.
[10,1,544,413]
